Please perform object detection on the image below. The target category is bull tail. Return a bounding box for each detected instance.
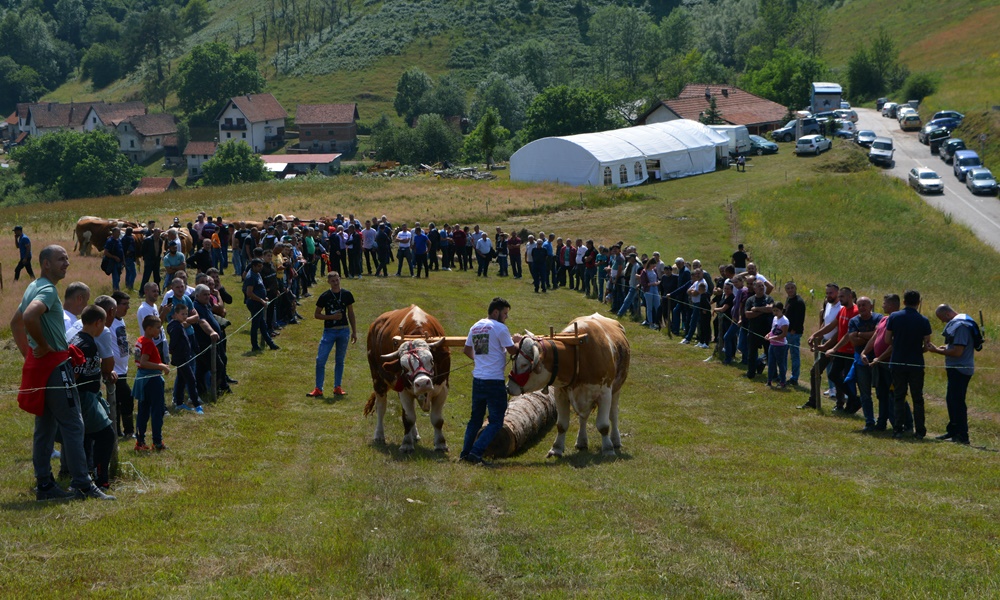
[72,227,78,251]
[363,392,377,417]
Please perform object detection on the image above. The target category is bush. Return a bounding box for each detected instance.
[900,72,937,103]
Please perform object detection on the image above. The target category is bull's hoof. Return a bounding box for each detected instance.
[399,445,415,454]
[434,445,449,453]
[602,449,618,457]
[373,436,386,445]
[547,448,564,458]
[575,444,588,451]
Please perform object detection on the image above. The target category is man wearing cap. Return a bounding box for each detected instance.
[13,225,35,281]
[163,240,185,278]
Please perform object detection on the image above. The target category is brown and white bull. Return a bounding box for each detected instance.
[507,313,630,457]
[364,306,451,453]
[73,217,139,255]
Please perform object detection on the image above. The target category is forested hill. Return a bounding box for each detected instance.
[0,0,994,126]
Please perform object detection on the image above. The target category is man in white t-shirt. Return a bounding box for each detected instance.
[137,282,167,361]
[62,281,90,333]
[161,270,195,306]
[460,297,522,465]
[111,291,134,437]
[395,224,413,277]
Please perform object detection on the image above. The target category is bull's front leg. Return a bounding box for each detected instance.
[595,387,616,456]
[575,393,593,452]
[373,393,388,444]
[547,389,571,458]
[429,386,449,452]
[399,392,418,453]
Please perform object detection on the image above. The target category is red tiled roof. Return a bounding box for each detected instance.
[184,141,217,156]
[124,113,177,136]
[16,103,30,120]
[260,154,341,164]
[29,103,91,129]
[229,94,287,123]
[5,112,17,126]
[131,177,178,195]
[92,101,146,126]
[647,84,788,127]
[15,131,28,143]
[296,104,359,125]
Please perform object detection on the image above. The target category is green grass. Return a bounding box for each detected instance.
[2,146,1000,596]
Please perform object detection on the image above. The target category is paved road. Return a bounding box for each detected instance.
[855,107,1000,252]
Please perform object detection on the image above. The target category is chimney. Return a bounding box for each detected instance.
[722,89,728,97]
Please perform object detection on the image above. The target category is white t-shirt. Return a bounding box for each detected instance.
[466,318,514,381]
[823,301,842,342]
[576,246,587,264]
[111,318,129,375]
[689,279,707,303]
[525,241,536,262]
[96,326,116,359]
[161,286,196,306]
[136,301,165,345]
[63,309,78,334]
[769,315,790,346]
[475,238,492,255]
[396,230,412,248]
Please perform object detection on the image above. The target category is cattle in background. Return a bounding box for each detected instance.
[160,226,193,255]
[364,306,451,452]
[507,313,630,457]
[73,217,139,255]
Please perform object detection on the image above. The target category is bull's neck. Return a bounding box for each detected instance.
[542,340,576,387]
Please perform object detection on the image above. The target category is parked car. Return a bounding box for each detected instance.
[749,134,778,155]
[882,102,898,118]
[869,137,895,167]
[771,118,820,142]
[795,134,831,155]
[855,130,877,148]
[840,101,851,109]
[813,111,837,124]
[908,167,944,194]
[918,118,961,143]
[927,128,951,154]
[833,119,856,138]
[953,150,982,181]
[834,108,858,123]
[876,97,888,111]
[965,168,997,195]
[897,106,917,122]
[939,138,967,164]
[900,114,922,131]
[932,110,964,121]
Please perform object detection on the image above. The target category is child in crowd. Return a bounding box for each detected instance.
[69,305,117,489]
[133,315,171,451]
[168,304,203,413]
[765,302,789,388]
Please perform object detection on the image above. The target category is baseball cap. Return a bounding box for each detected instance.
[13,225,23,231]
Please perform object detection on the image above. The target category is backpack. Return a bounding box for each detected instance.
[967,318,984,352]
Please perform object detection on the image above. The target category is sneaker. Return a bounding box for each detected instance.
[194,406,204,415]
[51,449,61,459]
[822,389,832,397]
[696,343,710,349]
[333,386,347,396]
[177,404,195,412]
[134,442,152,451]
[153,442,168,451]
[306,387,324,398]
[36,481,75,501]
[268,344,281,350]
[72,485,116,501]
[680,339,690,345]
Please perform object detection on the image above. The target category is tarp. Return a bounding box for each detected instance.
[510,119,728,188]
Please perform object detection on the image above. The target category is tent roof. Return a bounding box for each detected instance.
[547,120,727,164]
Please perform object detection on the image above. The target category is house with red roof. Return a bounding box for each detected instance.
[637,84,788,135]
[216,93,287,153]
[130,177,180,195]
[117,113,179,164]
[183,141,218,178]
[296,103,359,153]
[260,153,341,178]
[83,102,147,132]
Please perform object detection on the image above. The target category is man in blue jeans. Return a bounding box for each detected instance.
[307,272,357,398]
[461,297,522,465]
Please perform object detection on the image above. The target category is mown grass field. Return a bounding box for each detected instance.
[2,146,1000,596]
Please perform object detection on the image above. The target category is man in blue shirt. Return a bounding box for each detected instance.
[103,227,124,291]
[243,259,278,351]
[883,290,932,439]
[412,226,430,278]
[14,225,35,281]
[928,304,977,445]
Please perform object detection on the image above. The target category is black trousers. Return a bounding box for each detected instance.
[429,246,440,270]
[511,253,522,278]
[414,253,430,277]
[892,366,926,436]
[364,247,377,273]
[15,258,35,280]
[141,257,161,288]
[115,378,134,435]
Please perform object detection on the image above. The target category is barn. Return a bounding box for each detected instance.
[510,120,729,188]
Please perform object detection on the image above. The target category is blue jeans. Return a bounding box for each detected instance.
[723,323,741,363]
[854,352,874,426]
[125,258,137,289]
[671,301,689,334]
[462,378,508,459]
[110,265,122,290]
[684,303,700,341]
[212,248,223,270]
[135,373,165,445]
[248,301,273,349]
[767,344,788,384]
[173,362,200,407]
[644,291,660,326]
[232,251,244,279]
[738,328,748,362]
[786,333,802,382]
[316,327,351,390]
[617,286,640,317]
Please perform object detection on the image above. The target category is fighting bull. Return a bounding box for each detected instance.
[73,217,139,255]
[364,306,451,452]
[507,313,630,457]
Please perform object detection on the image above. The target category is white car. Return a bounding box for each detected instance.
[966,168,997,195]
[907,167,943,194]
[897,106,917,122]
[882,102,898,117]
[795,135,832,155]
[834,109,858,123]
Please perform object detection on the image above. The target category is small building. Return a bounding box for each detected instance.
[637,84,788,135]
[83,102,147,132]
[21,101,147,138]
[296,103,359,153]
[117,113,178,164]
[183,141,218,178]
[131,177,180,195]
[216,94,287,153]
[260,153,341,178]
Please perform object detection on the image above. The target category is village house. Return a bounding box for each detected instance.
[216,93,287,153]
[131,177,180,195]
[637,84,788,135]
[117,113,179,164]
[183,141,218,178]
[260,153,341,178]
[296,103,359,153]
[82,101,147,132]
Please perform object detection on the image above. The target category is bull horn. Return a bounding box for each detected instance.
[428,337,446,349]
[380,351,398,361]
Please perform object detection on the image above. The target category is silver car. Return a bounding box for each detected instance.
[795,134,832,155]
[908,167,943,194]
[966,168,997,195]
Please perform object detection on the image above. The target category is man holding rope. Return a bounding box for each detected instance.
[11,245,114,501]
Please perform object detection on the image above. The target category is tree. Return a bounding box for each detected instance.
[741,45,826,109]
[80,43,123,89]
[0,57,45,115]
[393,67,433,124]
[182,0,212,32]
[175,43,266,114]
[469,72,536,133]
[588,5,654,87]
[11,130,142,199]
[901,73,938,103]
[700,96,724,125]
[141,58,172,111]
[419,74,467,119]
[493,39,554,93]
[463,107,509,166]
[522,85,617,142]
[201,141,271,186]
[846,27,908,101]
[372,115,462,165]
[122,8,184,80]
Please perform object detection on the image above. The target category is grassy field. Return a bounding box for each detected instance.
[2,146,1000,596]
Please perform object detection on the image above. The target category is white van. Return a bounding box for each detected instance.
[707,125,751,157]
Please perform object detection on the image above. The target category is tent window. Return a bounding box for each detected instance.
[634,161,642,179]
[619,165,628,184]
[603,167,612,186]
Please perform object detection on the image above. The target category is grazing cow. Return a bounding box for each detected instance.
[507,313,630,457]
[364,306,451,452]
[73,217,139,255]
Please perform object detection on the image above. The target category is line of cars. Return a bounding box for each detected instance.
[906,138,996,196]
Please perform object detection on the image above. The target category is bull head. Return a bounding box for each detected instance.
[507,336,545,396]
[382,340,437,406]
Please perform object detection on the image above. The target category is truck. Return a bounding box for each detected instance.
[810,82,843,114]
[707,124,751,157]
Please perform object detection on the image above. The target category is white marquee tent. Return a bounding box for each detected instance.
[510,119,729,188]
